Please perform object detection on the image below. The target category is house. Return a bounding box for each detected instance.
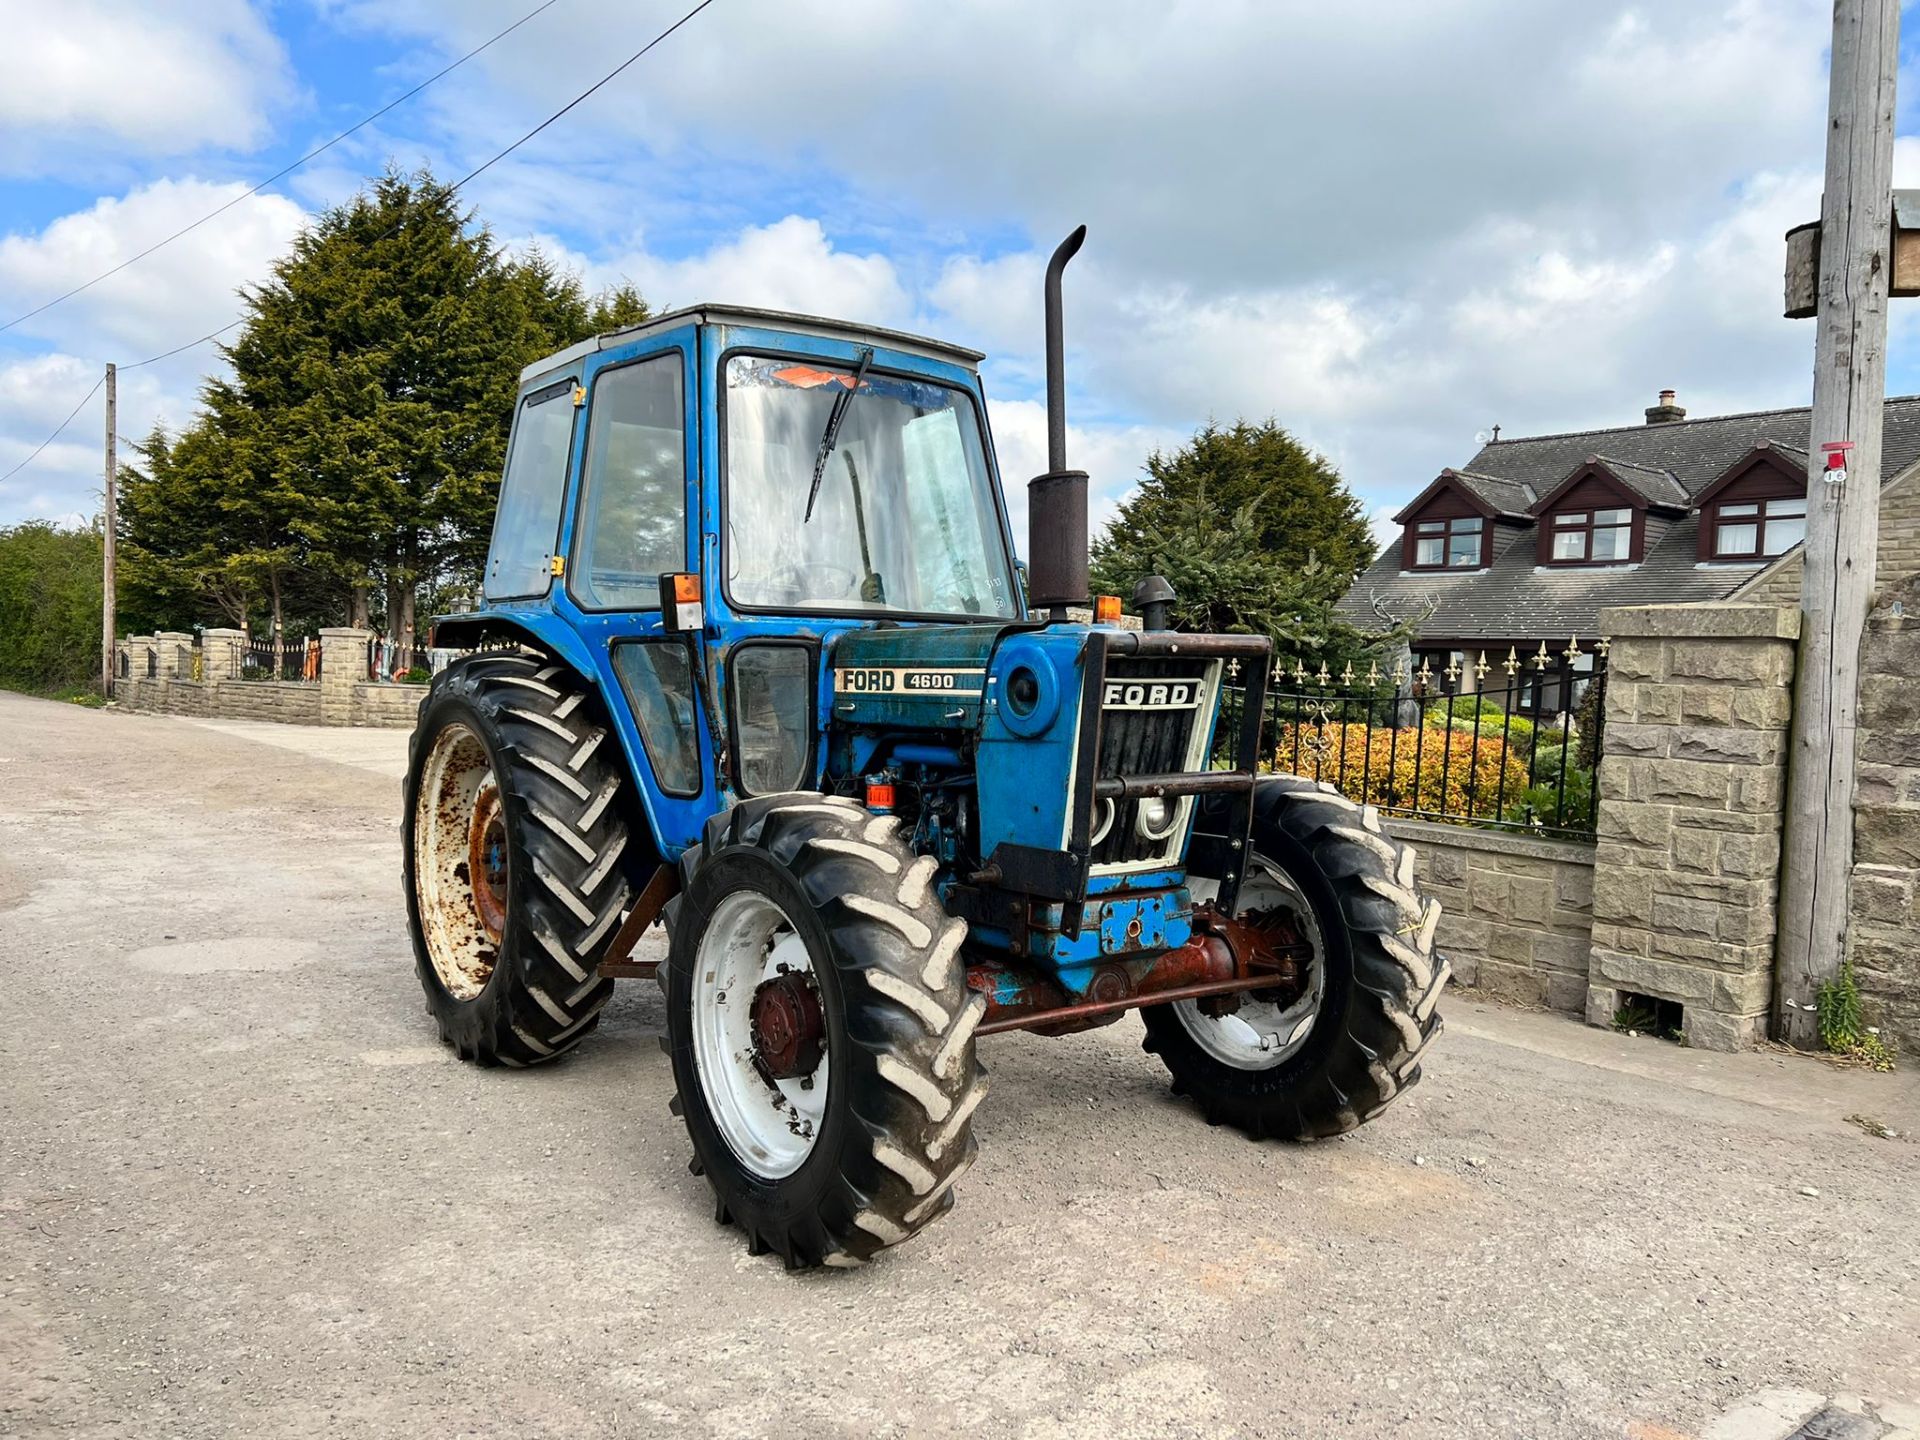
[1336,390,1920,712]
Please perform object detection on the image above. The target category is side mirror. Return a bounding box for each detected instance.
[658,573,703,632]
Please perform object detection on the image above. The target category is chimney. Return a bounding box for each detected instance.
[1645,388,1686,425]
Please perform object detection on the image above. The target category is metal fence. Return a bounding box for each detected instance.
[1215,640,1609,839]
[232,636,320,682]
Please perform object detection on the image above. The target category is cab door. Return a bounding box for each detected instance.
[558,337,717,858]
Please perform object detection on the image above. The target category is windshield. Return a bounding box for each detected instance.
[724,354,1018,618]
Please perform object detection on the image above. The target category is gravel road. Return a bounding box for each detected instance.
[3,691,1917,1439]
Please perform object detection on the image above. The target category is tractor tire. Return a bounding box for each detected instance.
[1140,775,1446,1139]
[664,793,987,1269]
[403,650,641,1066]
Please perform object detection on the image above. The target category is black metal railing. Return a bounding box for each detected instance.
[1214,641,1608,839]
[232,636,320,682]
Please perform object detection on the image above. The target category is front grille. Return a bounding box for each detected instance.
[1089,657,1214,867]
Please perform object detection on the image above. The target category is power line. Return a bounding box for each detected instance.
[0,0,567,338]
[0,376,105,486]
[126,0,720,373]
[448,0,718,191]
[122,321,244,372]
[1,0,722,485]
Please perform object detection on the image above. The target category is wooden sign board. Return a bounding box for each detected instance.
[1786,191,1920,317]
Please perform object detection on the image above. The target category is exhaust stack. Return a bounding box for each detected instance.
[1026,225,1090,620]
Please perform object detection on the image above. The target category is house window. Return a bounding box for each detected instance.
[1711,496,1806,560]
[1548,507,1633,564]
[1411,515,1483,569]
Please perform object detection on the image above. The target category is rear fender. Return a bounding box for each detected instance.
[431,607,675,871]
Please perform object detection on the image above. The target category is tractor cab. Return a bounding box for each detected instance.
[443,306,1023,849]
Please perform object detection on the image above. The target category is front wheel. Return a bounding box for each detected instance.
[1141,776,1446,1139]
[665,794,987,1269]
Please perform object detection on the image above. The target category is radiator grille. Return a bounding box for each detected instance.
[1089,657,1214,868]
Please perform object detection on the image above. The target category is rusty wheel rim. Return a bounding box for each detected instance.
[414,722,503,1002]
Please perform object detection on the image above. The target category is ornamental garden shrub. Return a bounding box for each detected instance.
[1422,693,1536,757]
[1273,721,1532,824]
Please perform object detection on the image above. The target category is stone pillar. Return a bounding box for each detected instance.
[153,631,194,679]
[1584,603,1798,1051]
[319,628,371,726]
[201,627,246,684]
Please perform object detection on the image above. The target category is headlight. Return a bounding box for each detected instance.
[991,637,1061,736]
[1136,796,1180,840]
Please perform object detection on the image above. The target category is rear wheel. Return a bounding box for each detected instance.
[403,652,642,1065]
[1141,775,1446,1138]
[665,794,987,1268]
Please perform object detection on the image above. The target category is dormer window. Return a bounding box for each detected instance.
[1549,507,1633,564]
[1694,446,1811,564]
[1709,496,1805,560]
[1411,515,1483,569]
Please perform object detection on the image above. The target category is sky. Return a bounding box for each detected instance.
[6,0,1920,552]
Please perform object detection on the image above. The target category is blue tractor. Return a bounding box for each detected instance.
[404,230,1444,1269]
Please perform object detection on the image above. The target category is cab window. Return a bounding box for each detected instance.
[570,355,687,610]
[484,379,577,600]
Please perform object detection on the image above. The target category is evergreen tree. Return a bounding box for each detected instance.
[1090,420,1390,669]
[1093,420,1375,587]
[119,168,647,645]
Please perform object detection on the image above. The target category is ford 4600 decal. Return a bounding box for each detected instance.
[835,667,985,697]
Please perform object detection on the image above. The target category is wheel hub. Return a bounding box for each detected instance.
[1175,859,1328,1070]
[750,971,825,1080]
[466,782,508,945]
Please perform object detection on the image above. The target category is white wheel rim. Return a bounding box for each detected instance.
[413,722,501,1001]
[692,889,830,1179]
[1174,856,1327,1070]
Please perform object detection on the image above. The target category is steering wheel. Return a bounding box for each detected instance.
[763,560,858,601]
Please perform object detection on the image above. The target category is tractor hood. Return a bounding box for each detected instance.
[827,623,1035,731]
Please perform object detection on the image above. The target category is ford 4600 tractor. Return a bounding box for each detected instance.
[405,229,1445,1269]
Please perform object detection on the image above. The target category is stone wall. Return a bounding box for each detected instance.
[1585,604,1798,1050]
[353,683,424,728]
[114,675,212,717]
[113,629,414,730]
[1848,573,1920,1050]
[1386,819,1594,1013]
[212,681,324,724]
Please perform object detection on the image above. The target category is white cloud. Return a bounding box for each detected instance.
[0,179,309,357]
[0,179,309,524]
[0,1,291,170]
[349,0,1833,288]
[591,216,911,327]
[0,0,1894,544]
[984,398,1186,552]
[1366,504,1401,555]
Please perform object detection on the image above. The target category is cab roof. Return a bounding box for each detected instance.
[518,304,986,386]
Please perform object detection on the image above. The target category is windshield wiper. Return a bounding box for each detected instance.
[804,347,873,522]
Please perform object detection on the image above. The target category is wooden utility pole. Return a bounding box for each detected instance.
[100,362,117,699]
[1776,0,1899,1046]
